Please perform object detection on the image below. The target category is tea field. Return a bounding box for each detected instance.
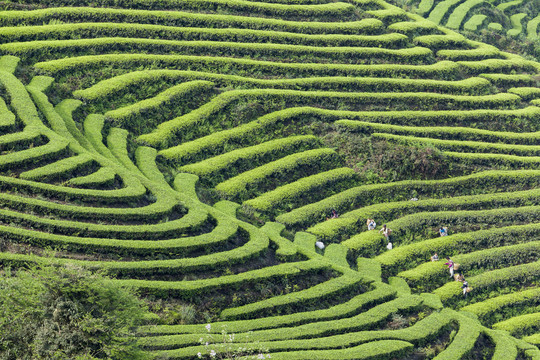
[403,0,540,40]
[0,0,539,358]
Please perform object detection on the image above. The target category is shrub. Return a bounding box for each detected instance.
[0,264,150,360]
[278,170,540,229]
[492,313,540,337]
[0,7,383,34]
[75,71,490,103]
[214,148,341,201]
[35,54,461,80]
[337,119,540,145]
[8,0,355,19]
[1,38,434,65]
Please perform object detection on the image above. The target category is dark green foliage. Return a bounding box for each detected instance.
[0,264,150,360]
[321,131,450,183]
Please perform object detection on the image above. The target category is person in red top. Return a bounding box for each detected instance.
[379,224,391,242]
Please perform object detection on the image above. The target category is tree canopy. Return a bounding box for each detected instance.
[0,264,150,360]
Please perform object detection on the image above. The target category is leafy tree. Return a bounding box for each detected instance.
[0,264,150,360]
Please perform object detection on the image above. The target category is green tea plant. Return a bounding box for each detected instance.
[197,324,271,360]
[0,0,539,356]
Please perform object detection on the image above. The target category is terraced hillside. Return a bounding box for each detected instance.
[1,0,540,358]
[402,0,540,39]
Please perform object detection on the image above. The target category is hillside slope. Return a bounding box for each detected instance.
[398,0,540,37]
[0,0,539,358]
